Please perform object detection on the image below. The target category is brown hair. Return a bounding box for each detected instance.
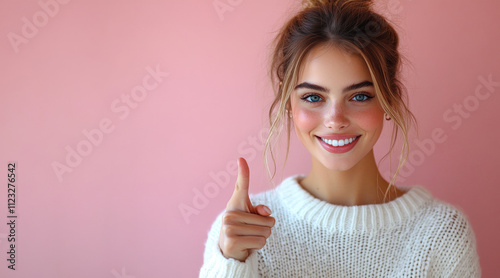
[264,0,417,191]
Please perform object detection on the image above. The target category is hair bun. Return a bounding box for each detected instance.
[302,0,373,9]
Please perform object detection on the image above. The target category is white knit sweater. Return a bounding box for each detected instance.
[199,175,481,277]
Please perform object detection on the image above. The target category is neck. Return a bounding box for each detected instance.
[299,150,404,206]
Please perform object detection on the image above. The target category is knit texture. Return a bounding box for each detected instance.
[199,175,481,277]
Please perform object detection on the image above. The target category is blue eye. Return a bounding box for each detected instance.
[302,94,322,103]
[352,94,373,102]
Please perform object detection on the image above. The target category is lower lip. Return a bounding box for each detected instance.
[316,136,360,154]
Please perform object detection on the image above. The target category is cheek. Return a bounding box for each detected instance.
[353,108,384,132]
[293,106,321,132]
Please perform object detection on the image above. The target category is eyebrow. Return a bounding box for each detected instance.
[294,80,373,93]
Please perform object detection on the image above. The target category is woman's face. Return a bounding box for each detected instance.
[290,44,385,171]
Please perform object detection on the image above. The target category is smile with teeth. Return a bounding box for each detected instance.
[320,136,359,147]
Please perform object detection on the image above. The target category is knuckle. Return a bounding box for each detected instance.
[224,237,238,251]
[222,212,236,224]
[221,224,228,234]
[223,225,236,236]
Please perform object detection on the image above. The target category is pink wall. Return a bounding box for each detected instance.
[0,0,498,277]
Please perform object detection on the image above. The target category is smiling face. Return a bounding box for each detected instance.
[290,44,385,171]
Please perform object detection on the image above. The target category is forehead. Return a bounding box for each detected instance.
[297,44,372,88]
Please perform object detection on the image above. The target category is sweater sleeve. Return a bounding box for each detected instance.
[199,210,260,278]
[430,205,481,277]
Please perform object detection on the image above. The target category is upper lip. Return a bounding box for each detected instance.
[316,134,360,140]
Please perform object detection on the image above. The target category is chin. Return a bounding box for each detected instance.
[318,158,359,172]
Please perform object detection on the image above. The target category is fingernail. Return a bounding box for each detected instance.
[263,206,272,214]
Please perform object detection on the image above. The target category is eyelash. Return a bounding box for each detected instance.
[300,93,374,103]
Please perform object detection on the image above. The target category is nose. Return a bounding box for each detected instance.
[324,102,349,130]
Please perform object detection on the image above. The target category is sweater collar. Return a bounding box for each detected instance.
[276,175,433,232]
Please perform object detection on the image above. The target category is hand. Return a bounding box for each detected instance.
[218,157,276,262]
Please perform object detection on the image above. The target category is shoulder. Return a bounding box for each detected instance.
[399,186,478,252]
[412,190,481,276]
[434,202,478,247]
[409,189,478,254]
[400,186,472,227]
[418,193,475,233]
[408,189,475,236]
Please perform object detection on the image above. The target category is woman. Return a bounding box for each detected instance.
[200,0,481,277]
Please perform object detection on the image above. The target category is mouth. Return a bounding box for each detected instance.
[318,135,360,147]
[315,135,361,154]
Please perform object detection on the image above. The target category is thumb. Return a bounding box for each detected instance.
[226,157,255,213]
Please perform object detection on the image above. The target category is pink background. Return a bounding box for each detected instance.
[1,0,499,277]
